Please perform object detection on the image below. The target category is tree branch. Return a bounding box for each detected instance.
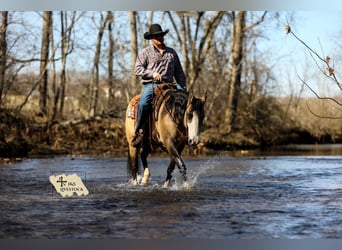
[306,101,342,119]
[288,26,342,91]
[243,11,267,32]
[298,75,342,106]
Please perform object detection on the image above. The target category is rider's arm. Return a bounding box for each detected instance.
[134,46,154,83]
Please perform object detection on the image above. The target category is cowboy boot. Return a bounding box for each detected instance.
[132,129,144,148]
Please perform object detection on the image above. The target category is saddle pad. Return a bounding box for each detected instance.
[127,94,141,119]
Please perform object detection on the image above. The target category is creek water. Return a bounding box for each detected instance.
[0,144,342,239]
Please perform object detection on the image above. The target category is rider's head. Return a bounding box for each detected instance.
[144,23,169,43]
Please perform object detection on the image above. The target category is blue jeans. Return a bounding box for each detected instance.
[135,82,184,133]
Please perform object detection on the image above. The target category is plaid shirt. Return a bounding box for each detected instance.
[134,44,186,88]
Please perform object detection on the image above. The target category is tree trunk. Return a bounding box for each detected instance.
[0,11,8,106]
[225,11,246,131]
[57,11,66,120]
[61,11,76,117]
[39,11,52,116]
[89,12,107,117]
[107,11,115,109]
[146,11,154,47]
[50,11,77,121]
[168,12,188,78]
[50,13,57,120]
[129,11,138,96]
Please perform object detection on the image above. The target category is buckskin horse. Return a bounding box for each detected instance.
[125,83,206,188]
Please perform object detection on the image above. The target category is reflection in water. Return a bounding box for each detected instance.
[0,144,342,238]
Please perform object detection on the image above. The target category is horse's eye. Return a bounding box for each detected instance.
[187,113,193,120]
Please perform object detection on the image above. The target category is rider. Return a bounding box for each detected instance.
[132,23,187,148]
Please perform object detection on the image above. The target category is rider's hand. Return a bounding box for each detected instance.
[152,72,162,81]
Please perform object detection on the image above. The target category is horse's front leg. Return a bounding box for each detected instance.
[163,158,176,188]
[140,147,151,185]
[174,155,192,189]
[166,141,188,186]
[175,156,187,182]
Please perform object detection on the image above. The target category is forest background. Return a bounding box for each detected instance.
[0,11,341,160]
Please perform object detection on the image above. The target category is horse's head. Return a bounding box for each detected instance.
[185,93,207,146]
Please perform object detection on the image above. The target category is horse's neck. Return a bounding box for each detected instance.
[163,91,188,126]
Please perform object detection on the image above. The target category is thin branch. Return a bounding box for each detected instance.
[306,101,342,119]
[298,75,342,106]
[15,38,62,115]
[243,11,267,32]
[288,26,342,91]
[165,11,181,44]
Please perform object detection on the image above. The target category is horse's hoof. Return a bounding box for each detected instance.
[163,180,170,188]
[132,179,138,186]
[141,168,150,185]
[183,181,192,190]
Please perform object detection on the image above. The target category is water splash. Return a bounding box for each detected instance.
[189,157,218,185]
[116,175,162,191]
[170,155,221,190]
[118,153,226,191]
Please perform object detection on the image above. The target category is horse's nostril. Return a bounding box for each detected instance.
[188,139,193,145]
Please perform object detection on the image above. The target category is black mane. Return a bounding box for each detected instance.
[164,90,188,125]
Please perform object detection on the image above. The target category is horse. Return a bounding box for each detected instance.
[125,83,206,188]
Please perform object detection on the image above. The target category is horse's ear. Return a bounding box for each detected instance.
[200,92,207,104]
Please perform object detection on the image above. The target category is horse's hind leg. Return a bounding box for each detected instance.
[128,145,139,185]
[140,147,151,185]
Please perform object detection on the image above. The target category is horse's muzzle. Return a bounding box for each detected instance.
[188,137,199,146]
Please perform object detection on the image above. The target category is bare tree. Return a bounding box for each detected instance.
[146,12,154,47]
[129,11,139,96]
[51,11,77,121]
[89,12,108,117]
[225,11,267,131]
[167,11,225,92]
[39,11,53,116]
[224,11,246,130]
[107,11,115,109]
[0,11,8,106]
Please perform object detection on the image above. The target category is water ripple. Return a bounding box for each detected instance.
[1,154,342,238]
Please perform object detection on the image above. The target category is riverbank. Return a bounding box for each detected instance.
[1,110,341,163]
